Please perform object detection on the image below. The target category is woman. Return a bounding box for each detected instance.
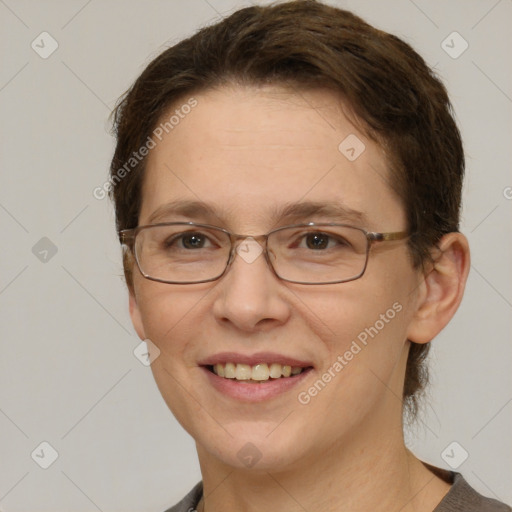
[108,1,511,510]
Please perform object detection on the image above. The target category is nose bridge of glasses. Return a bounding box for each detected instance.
[227,232,269,268]
[229,231,268,243]
[226,231,266,253]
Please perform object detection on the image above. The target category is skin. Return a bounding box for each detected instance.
[128,85,470,512]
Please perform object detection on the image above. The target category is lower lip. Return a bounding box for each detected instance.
[201,366,313,402]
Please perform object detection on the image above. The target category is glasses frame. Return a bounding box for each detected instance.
[119,221,409,285]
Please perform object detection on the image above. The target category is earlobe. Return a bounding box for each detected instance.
[407,232,471,344]
[129,290,147,341]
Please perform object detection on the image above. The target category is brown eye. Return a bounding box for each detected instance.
[296,232,350,251]
[164,232,213,250]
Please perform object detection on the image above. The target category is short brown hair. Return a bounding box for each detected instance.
[109,0,464,422]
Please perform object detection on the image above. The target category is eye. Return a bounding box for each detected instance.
[164,231,214,250]
[297,232,350,251]
[304,232,330,250]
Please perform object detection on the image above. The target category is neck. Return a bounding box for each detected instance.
[196,406,451,512]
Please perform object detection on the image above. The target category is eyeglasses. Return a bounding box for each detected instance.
[119,222,409,285]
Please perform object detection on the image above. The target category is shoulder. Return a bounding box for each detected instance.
[161,481,203,512]
[160,472,512,512]
[435,471,511,512]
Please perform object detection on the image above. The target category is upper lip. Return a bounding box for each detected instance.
[198,351,314,368]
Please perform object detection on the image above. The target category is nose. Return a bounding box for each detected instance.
[211,237,291,332]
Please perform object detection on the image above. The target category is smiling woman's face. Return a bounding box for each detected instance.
[129,84,424,472]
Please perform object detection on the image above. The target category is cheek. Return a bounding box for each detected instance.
[308,266,413,396]
[134,282,198,359]
[293,295,409,441]
[134,284,210,431]
[314,283,408,355]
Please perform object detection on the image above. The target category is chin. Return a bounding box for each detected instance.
[204,439,306,473]
[194,419,315,472]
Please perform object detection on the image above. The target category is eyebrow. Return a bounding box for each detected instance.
[146,199,368,227]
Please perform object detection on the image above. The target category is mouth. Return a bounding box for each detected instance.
[206,362,312,383]
[198,353,314,401]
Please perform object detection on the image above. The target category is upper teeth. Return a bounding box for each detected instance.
[212,362,305,381]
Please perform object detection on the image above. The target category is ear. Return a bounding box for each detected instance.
[129,288,147,341]
[407,232,470,344]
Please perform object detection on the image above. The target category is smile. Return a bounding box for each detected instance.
[199,352,314,401]
[208,362,309,382]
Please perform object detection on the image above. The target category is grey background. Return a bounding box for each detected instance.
[0,0,511,510]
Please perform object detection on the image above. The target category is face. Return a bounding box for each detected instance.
[129,85,424,472]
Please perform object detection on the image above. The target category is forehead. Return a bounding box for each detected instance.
[139,85,405,231]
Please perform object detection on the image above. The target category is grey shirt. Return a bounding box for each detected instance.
[162,467,511,512]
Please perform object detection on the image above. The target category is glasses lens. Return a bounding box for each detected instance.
[268,224,368,284]
[135,224,230,283]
